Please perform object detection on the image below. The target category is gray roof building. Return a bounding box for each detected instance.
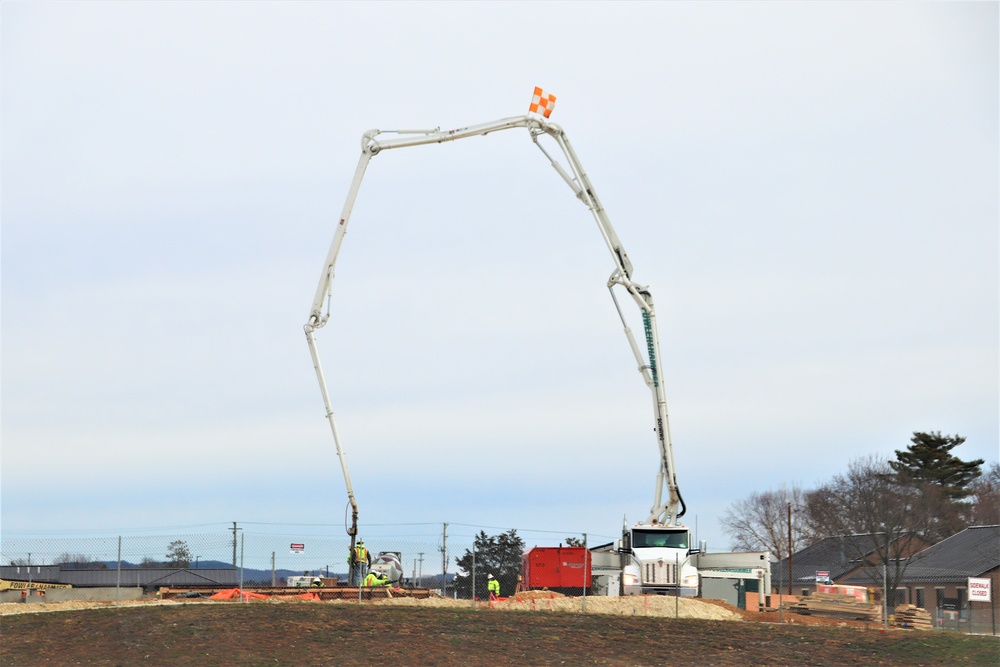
[873,525,999,585]
[771,532,930,591]
[1,564,238,590]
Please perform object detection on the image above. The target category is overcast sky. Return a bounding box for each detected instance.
[2,2,997,559]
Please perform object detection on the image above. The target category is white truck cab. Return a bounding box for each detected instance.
[621,524,700,597]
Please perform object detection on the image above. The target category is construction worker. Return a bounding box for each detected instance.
[348,539,371,586]
[310,577,323,587]
[364,570,390,587]
[487,573,500,599]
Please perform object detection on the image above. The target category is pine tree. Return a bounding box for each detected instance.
[890,431,984,500]
[165,540,193,568]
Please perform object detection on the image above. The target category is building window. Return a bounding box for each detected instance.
[935,588,945,611]
[802,589,809,597]
[915,588,925,608]
[893,588,906,606]
[956,588,968,619]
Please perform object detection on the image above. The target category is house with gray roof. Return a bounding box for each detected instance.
[774,526,999,633]
[770,532,930,597]
[841,525,999,631]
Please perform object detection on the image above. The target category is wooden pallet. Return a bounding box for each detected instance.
[786,593,881,622]
[893,604,933,630]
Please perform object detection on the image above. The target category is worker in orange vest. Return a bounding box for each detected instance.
[348,539,371,586]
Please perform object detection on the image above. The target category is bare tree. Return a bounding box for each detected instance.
[54,553,107,570]
[721,484,809,556]
[804,456,929,596]
[969,462,1000,526]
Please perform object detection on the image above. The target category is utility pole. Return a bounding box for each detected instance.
[787,503,793,596]
[231,522,242,568]
[440,523,448,596]
[417,552,425,588]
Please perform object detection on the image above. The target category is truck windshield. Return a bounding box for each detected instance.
[632,530,688,549]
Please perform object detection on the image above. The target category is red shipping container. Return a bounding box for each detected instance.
[521,547,591,591]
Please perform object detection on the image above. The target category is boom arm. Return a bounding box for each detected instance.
[304,114,684,534]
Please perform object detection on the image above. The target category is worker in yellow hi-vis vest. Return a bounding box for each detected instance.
[487,573,500,599]
[364,571,390,587]
[348,539,371,586]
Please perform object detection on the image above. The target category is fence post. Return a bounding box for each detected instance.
[239,533,245,602]
[582,533,587,614]
[675,553,679,619]
[116,536,122,607]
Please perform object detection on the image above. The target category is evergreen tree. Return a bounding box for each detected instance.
[453,529,524,599]
[890,431,984,500]
[165,540,193,568]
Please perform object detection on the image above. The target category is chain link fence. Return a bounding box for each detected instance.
[1,523,596,604]
[929,604,999,636]
[3,525,996,635]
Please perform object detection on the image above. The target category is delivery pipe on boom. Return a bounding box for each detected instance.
[305,102,685,536]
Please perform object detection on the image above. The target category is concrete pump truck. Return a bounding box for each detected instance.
[305,89,699,596]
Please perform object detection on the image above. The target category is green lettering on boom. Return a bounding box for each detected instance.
[642,309,659,388]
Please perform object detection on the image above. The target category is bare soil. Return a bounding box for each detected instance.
[1,596,996,666]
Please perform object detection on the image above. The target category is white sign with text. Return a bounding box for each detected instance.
[968,577,991,602]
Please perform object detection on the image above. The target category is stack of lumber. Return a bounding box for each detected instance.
[893,604,933,630]
[786,593,881,622]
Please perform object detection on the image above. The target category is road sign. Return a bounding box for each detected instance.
[969,577,991,602]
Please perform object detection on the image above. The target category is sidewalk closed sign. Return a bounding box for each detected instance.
[968,577,991,602]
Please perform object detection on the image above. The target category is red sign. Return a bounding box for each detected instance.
[290,543,305,552]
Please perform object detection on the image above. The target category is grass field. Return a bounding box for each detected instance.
[2,601,998,666]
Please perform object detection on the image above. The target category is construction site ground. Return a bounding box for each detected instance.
[1,593,996,666]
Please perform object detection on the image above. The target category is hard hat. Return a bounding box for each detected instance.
[488,574,494,579]
[358,538,364,543]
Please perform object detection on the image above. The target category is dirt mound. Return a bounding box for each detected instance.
[0,598,183,616]
[507,590,566,600]
[500,594,742,620]
[365,594,741,621]
[0,594,740,622]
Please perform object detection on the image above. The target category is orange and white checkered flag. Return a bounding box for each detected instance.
[528,86,556,118]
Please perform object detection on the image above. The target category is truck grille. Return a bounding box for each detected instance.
[642,560,677,586]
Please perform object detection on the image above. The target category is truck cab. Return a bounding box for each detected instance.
[621,524,699,597]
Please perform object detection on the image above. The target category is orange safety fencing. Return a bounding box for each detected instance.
[207,588,320,602]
